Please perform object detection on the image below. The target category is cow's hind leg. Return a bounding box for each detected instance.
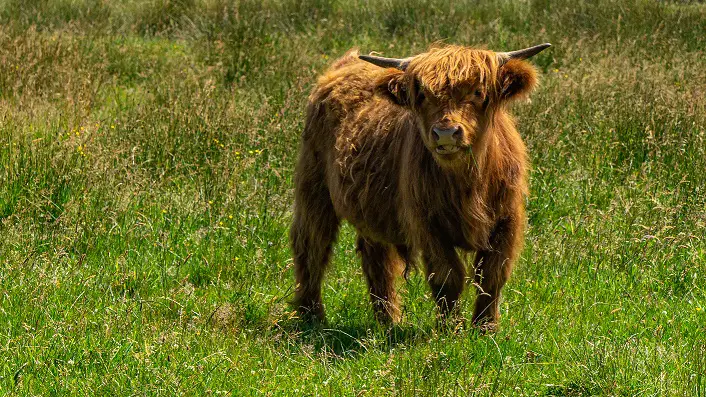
[357,237,404,324]
[290,155,339,322]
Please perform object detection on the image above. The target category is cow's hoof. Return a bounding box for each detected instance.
[473,321,498,334]
[296,304,326,325]
[374,304,402,326]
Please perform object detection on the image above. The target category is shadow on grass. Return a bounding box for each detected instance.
[269,315,482,360]
[278,321,425,358]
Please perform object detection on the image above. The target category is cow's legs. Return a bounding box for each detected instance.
[290,153,339,322]
[357,237,405,324]
[423,244,466,318]
[472,217,524,332]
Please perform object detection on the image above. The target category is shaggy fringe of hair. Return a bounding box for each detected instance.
[407,45,500,97]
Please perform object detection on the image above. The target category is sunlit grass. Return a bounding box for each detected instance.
[0,0,705,395]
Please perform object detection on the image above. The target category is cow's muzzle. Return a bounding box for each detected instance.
[433,126,462,154]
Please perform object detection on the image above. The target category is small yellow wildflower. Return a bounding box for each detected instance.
[111,125,115,129]
[228,215,233,219]
[162,209,167,214]
[208,200,213,205]
[235,151,241,155]
[248,150,253,155]
[219,221,223,226]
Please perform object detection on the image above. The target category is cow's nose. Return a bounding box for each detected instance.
[432,126,461,145]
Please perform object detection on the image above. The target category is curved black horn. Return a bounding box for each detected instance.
[497,43,551,65]
[358,54,413,71]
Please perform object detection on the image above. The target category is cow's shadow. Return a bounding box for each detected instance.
[275,321,426,358]
[270,314,477,360]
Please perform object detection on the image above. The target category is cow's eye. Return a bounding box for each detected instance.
[413,79,426,105]
[417,89,426,105]
[474,89,483,97]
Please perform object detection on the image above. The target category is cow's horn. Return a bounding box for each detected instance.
[497,43,551,65]
[359,54,413,71]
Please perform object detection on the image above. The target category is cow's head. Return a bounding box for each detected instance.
[359,43,550,166]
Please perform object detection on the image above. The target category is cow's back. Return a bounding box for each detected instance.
[302,51,412,244]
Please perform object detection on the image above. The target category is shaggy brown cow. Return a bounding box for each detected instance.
[290,42,550,331]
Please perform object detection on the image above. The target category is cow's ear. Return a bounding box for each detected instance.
[497,59,539,102]
[374,69,410,106]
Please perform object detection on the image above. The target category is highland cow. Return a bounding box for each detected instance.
[290,43,550,331]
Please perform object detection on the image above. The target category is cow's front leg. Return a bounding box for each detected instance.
[472,217,524,332]
[423,243,466,319]
[357,236,404,324]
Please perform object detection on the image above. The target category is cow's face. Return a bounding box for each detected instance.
[409,82,489,164]
[364,45,547,167]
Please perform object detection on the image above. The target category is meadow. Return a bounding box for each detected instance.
[0,0,705,395]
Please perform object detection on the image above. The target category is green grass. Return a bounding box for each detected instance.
[1,0,705,395]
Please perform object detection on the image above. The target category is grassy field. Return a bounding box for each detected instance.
[1,0,705,395]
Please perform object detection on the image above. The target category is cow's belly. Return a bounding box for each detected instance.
[338,203,406,245]
[326,161,406,245]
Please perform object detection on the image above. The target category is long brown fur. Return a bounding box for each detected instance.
[290,44,540,331]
